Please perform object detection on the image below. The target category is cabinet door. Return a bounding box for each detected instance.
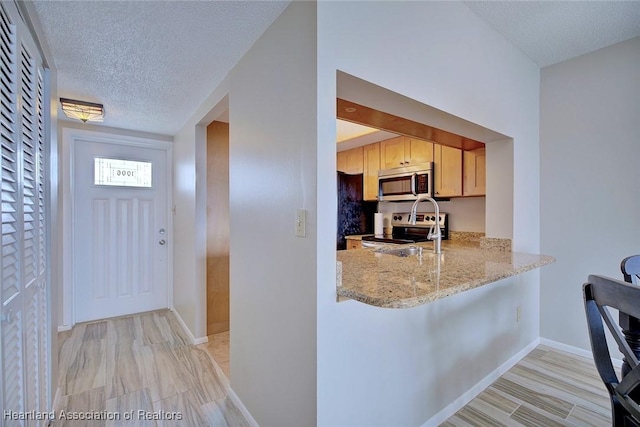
[380,136,406,169]
[347,240,362,250]
[337,146,363,174]
[363,143,380,201]
[407,138,433,165]
[463,148,486,196]
[434,145,462,197]
[337,151,347,172]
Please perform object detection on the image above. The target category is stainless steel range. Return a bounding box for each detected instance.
[361,212,448,248]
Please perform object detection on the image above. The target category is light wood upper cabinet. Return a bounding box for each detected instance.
[337,136,483,200]
[363,142,380,201]
[407,137,433,165]
[380,136,406,169]
[463,148,486,196]
[434,144,462,197]
[337,146,363,174]
[381,136,433,169]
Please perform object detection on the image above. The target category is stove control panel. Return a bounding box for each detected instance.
[391,212,448,228]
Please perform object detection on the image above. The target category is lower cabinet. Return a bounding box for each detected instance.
[347,239,362,250]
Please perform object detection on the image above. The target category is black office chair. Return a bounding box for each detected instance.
[622,256,640,285]
[583,274,640,426]
[621,256,640,379]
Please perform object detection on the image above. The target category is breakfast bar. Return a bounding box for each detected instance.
[336,238,555,309]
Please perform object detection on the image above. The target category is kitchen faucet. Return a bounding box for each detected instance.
[409,195,442,254]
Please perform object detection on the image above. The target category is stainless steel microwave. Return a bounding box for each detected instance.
[378,163,433,201]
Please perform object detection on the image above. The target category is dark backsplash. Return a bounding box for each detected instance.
[337,172,376,250]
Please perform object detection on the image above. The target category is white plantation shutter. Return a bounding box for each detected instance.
[36,66,48,410]
[21,43,38,288]
[0,1,50,422]
[20,39,42,417]
[0,3,26,422]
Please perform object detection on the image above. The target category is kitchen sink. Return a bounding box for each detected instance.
[375,246,422,257]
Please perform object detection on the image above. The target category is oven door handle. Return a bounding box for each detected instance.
[411,173,418,195]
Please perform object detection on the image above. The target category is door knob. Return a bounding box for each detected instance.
[159,239,166,245]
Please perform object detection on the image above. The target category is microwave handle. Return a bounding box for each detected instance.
[411,173,418,195]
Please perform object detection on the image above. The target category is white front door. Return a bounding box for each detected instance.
[73,139,169,323]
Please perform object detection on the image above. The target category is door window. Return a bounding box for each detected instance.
[94,157,152,188]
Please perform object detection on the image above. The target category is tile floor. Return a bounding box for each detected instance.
[56,311,612,427]
[197,331,230,379]
[441,345,613,426]
[55,310,248,427]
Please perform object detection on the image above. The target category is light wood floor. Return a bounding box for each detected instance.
[441,345,613,426]
[197,331,230,379]
[58,313,612,427]
[56,310,249,427]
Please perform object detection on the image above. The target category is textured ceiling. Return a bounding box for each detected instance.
[31,0,290,136]
[30,1,640,136]
[464,1,640,68]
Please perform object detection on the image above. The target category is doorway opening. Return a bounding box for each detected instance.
[335,71,514,254]
[204,119,230,378]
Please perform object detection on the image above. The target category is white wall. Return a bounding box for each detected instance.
[317,2,540,425]
[540,37,640,351]
[228,3,317,426]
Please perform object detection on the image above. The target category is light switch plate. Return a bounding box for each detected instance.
[296,209,306,237]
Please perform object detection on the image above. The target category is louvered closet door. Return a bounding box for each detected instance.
[0,1,49,424]
[0,3,26,419]
[20,32,46,419]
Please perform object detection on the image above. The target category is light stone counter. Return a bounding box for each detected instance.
[336,240,555,309]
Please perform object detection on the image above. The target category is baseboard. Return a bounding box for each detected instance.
[424,338,540,426]
[228,388,259,427]
[193,335,208,345]
[57,325,72,332]
[170,308,208,345]
[540,337,623,368]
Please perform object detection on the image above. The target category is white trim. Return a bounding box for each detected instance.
[171,308,208,345]
[540,337,623,368]
[424,338,540,426]
[57,325,72,333]
[61,128,173,328]
[228,388,260,427]
[165,144,174,311]
[62,128,172,150]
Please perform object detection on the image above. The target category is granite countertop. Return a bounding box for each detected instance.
[336,240,555,309]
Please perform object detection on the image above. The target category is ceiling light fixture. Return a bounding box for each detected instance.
[60,98,104,123]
